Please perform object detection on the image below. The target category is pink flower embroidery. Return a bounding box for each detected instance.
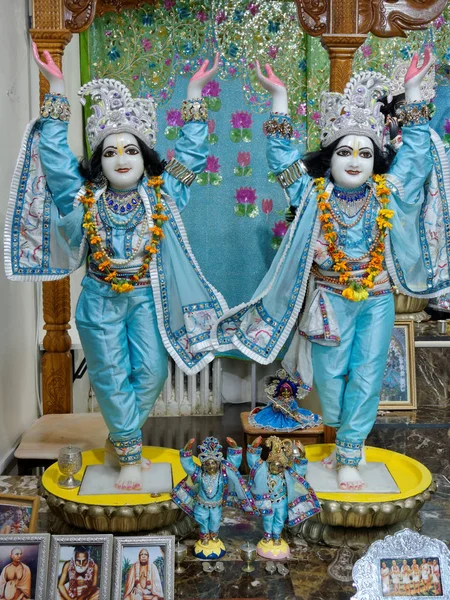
[361,45,372,58]
[262,199,273,215]
[268,45,278,60]
[166,149,175,161]
[228,67,237,76]
[296,103,306,116]
[434,15,445,29]
[166,109,184,127]
[183,64,191,73]
[196,10,208,23]
[237,152,251,167]
[231,111,253,129]
[235,187,257,204]
[272,220,288,238]
[202,80,221,97]
[132,75,139,81]
[445,119,450,134]
[247,2,259,15]
[141,38,152,52]
[164,0,175,9]
[216,9,227,24]
[205,155,221,173]
[311,111,321,124]
[159,90,168,100]
[208,120,216,134]
[165,58,172,66]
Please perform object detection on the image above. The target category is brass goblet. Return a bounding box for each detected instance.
[240,541,257,573]
[58,445,82,489]
[174,541,187,574]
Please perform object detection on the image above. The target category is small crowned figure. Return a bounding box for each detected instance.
[171,436,257,560]
[249,368,322,431]
[5,46,228,492]
[247,435,320,559]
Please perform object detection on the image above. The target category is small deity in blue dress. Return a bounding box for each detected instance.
[247,435,320,559]
[171,436,257,560]
[249,368,322,431]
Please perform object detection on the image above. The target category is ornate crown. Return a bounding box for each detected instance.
[319,71,391,149]
[266,436,289,467]
[198,437,223,464]
[389,58,435,102]
[78,78,157,153]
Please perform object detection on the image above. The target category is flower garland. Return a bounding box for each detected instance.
[315,175,394,302]
[81,176,168,293]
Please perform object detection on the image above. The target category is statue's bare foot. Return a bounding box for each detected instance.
[337,466,365,491]
[104,439,152,470]
[321,449,336,470]
[115,464,142,491]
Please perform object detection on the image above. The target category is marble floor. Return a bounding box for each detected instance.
[1,471,449,600]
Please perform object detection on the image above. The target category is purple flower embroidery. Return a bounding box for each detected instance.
[165,58,172,66]
[216,9,227,25]
[105,30,112,37]
[228,67,237,76]
[196,10,208,23]
[247,2,259,16]
[296,103,307,116]
[272,220,288,237]
[141,38,152,52]
[434,15,445,29]
[159,90,168,100]
[445,119,450,134]
[164,0,176,9]
[361,45,372,58]
[166,109,184,127]
[202,80,221,97]
[268,45,278,60]
[237,152,251,167]
[231,111,253,129]
[235,187,257,204]
[183,64,191,73]
[205,155,221,173]
[311,111,321,124]
[208,120,216,134]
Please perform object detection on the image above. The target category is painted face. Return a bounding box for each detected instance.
[101,132,144,190]
[75,552,89,574]
[269,461,284,475]
[203,459,219,475]
[10,548,22,563]
[139,549,149,564]
[330,135,374,189]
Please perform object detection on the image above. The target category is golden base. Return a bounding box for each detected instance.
[42,447,196,533]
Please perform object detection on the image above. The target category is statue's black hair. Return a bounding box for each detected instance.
[78,136,165,184]
[302,136,396,179]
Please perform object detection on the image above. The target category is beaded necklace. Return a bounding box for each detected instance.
[333,184,369,218]
[81,177,168,293]
[104,187,141,214]
[315,175,394,301]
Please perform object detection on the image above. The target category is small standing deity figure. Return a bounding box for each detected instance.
[247,436,320,559]
[171,436,257,560]
[249,368,322,431]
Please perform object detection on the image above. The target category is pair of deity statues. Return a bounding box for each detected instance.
[5,43,450,493]
[171,435,320,559]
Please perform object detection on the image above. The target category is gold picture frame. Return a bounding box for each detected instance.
[379,321,416,410]
[0,494,40,534]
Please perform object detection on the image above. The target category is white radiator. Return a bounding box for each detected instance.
[88,358,223,417]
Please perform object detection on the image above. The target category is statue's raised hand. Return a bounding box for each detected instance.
[184,438,196,452]
[255,61,288,114]
[251,436,263,448]
[32,42,65,95]
[226,437,238,449]
[404,48,435,103]
[187,52,220,99]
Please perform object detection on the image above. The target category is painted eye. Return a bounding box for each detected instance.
[103,150,116,158]
[126,147,140,155]
[336,149,351,157]
[360,151,373,159]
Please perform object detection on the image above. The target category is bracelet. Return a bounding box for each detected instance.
[264,115,293,139]
[276,159,306,189]
[164,157,197,186]
[395,101,430,127]
[181,98,208,123]
[40,93,71,122]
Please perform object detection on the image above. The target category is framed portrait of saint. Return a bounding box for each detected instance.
[379,321,417,410]
[0,494,40,534]
[0,534,50,600]
[112,536,175,600]
[47,535,113,600]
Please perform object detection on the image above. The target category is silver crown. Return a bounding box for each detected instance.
[319,71,391,149]
[78,78,157,152]
[389,58,435,102]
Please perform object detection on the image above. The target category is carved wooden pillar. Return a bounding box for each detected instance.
[31,1,73,413]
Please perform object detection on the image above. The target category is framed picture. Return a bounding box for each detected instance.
[0,494,40,534]
[352,529,450,599]
[112,536,175,600]
[379,321,417,410]
[47,535,113,600]
[0,534,50,600]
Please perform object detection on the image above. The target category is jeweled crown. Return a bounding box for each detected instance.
[319,71,391,149]
[78,78,157,152]
[198,437,223,464]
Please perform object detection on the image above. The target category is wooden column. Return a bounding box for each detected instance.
[31,1,73,413]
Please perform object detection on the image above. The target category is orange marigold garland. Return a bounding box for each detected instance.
[81,176,168,293]
[315,175,393,302]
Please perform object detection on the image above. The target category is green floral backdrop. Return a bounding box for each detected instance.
[81,1,450,309]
